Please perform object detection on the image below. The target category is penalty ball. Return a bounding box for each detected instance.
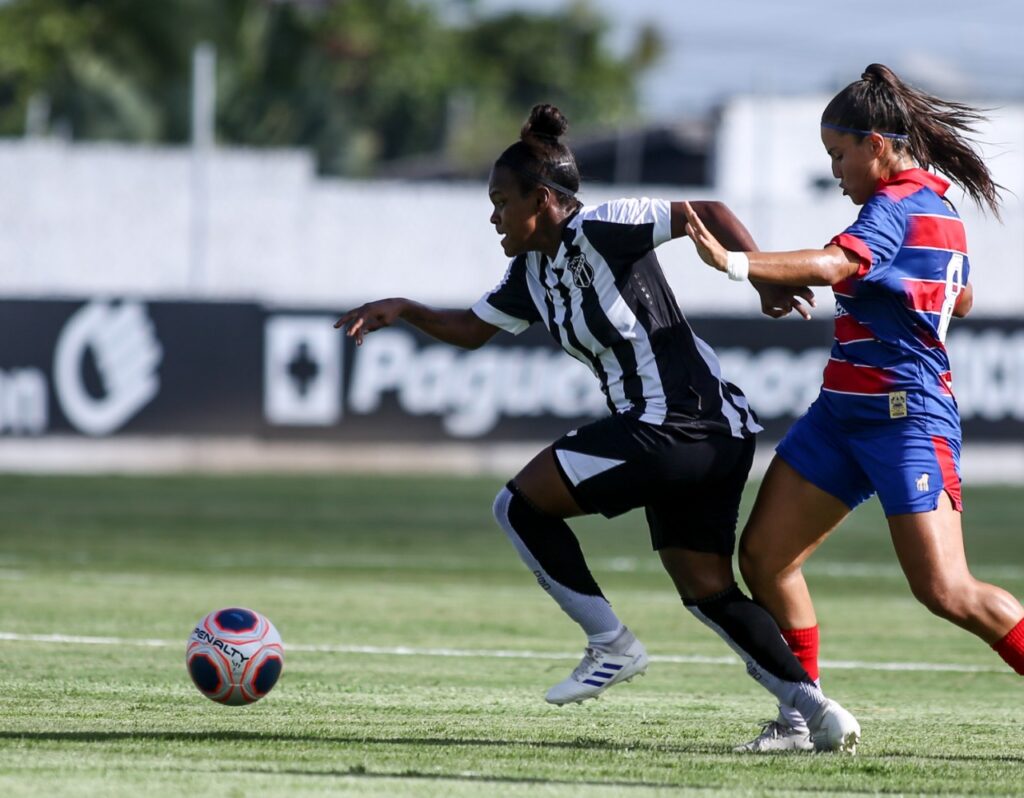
[186,607,284,705]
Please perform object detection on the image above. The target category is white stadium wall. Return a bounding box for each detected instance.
[714,96,1024,316]
[3,136,1023,315]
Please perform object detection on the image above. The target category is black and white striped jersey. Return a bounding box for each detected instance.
[471,198,761,439]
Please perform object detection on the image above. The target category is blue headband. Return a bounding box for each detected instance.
[821,122,910,141]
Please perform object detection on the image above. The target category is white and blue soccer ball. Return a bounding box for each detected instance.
[186,607,284,705]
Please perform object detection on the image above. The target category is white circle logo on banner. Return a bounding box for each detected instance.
[53,300,163,436]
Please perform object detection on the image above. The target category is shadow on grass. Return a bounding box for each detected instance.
[2,730,1023,766]
[0,729,713,753]
[244,767,673,792]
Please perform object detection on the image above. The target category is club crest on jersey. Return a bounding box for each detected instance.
[566,254,594,288]
[888,390,908,419]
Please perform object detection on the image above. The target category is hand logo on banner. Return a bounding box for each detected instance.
[53,300,163,436]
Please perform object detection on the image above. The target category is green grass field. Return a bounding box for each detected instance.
[0,473,1021,796]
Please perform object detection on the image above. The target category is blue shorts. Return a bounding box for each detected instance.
[776,400,963,516]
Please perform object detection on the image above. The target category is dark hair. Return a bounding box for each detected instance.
[822,63,1002,216]
[494,104,582,211]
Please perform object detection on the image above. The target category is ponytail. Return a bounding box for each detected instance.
[823,64,1002,216]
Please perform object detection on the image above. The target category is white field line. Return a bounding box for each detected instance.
[596,558,1024,581]
[0,632,1005,674]
[2,561,1023,581]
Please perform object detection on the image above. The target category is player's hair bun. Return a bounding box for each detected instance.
[521,104,569,142]
[861,63,897,86]
[496,102,580,208]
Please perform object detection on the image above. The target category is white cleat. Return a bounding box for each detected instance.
[807,699,861,754]
[545,635,649,706]
[733,719,813,753]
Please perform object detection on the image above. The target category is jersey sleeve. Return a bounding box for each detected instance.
[828,194,907,279]
[470,255,541,335]
[580,198,673,262]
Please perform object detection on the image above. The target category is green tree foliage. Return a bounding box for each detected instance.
[0,0,660,175]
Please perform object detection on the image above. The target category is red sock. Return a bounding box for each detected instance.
[992,617,1024,675]
[781,625,820,682]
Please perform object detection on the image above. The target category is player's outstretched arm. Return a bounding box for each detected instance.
[670,200,816,320]
[681,202,861,287]
[670,200,756,250]
[335,298,499,350]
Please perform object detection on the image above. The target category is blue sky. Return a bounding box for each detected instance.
[471,0,1024,119]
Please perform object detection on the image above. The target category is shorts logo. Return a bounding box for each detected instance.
[566,254,594,288]
[888,391,907,419]
[916,473,930,491]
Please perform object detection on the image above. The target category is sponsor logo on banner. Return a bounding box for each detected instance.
[715,347,828,419]
[346,329,607,437]
[0,368,48,434]
[264,316,341,426]
[945,328,1024,421]
[714,328,1024,425]
[53,300,163,436]
[4,299,1024,442]
[339,326,1024,437]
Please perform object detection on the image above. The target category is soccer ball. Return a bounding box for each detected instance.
[186,607,284,705]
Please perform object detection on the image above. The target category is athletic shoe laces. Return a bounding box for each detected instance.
[757,720,787,739]
[572,647,602,680]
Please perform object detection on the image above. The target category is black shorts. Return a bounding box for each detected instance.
[551,414,755,555]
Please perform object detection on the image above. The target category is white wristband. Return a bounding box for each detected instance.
[725,251,750,281]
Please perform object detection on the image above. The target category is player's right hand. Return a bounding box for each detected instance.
[334,298,406,346]
[755,283,816,320]
[681,201,728,272]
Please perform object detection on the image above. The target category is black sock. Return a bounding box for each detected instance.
[502,481,604,597]
[687,584,811,683]
[493,482,620,637]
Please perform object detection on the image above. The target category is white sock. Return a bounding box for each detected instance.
[588,624,627,650]
[778,702,809,733]
[778,678,818,732]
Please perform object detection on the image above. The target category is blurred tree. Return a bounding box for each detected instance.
[448,2,661,168]
[0,0,660,175]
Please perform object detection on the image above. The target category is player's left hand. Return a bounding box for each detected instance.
[682,201,728,272]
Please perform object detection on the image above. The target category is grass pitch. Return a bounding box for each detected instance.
[0,472,1021,796]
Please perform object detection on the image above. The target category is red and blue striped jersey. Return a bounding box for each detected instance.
[819,168,967,433]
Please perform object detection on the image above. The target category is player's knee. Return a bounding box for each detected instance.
[910,575,970,621]
[737,544,758,587]
[492,483,515,526]
[739,538,807,602]
[659,548,733,600]
[737,535,775,586]
[494,480,545,527]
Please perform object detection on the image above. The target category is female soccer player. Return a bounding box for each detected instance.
[337,104,860,753]
[683,64,1024,752]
